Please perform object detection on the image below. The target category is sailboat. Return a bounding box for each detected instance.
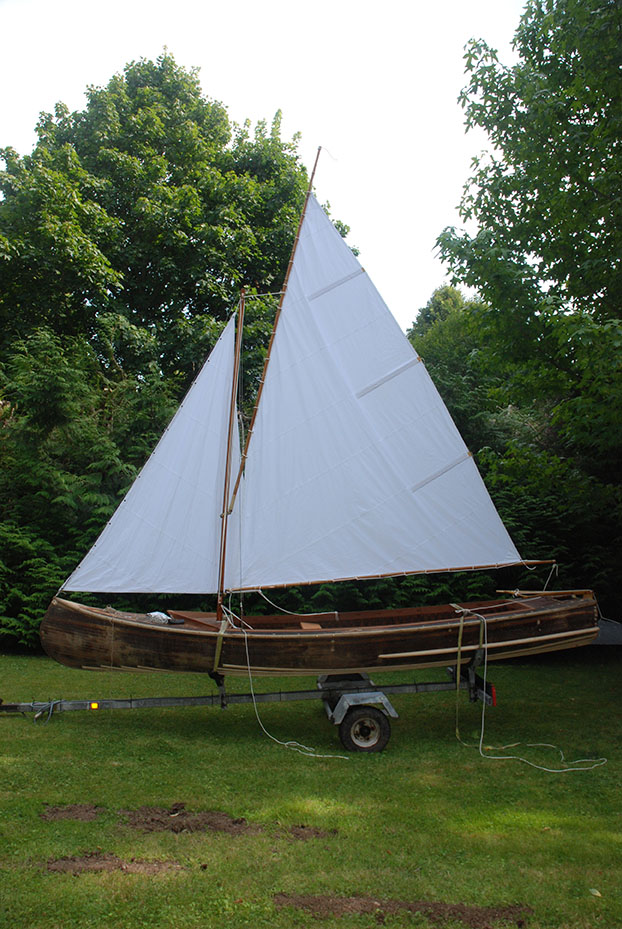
[40,161,599,677]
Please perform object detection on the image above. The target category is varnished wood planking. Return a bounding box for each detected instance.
[40,593,599,677]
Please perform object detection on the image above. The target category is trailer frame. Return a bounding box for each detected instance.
[0,659,495,751]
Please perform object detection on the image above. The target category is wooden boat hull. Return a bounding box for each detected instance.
[40,591,599,677]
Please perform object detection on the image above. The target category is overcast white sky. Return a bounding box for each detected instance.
[0,0,524,330]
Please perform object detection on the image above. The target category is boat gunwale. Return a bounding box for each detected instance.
[48,595,597,641]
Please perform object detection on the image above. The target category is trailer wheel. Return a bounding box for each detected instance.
[338,706,391,752]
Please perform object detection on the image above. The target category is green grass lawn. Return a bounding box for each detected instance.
[0,647,620,928]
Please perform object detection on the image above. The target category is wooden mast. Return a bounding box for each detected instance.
[216,291,245,622]
[228,147,322,509]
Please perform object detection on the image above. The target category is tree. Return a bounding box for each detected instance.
[408,284,465,338]
[419,3,622,615]
[408,286,517,455]
[438,0,622,323]
[436,0,622,486]
[408,286,622,615]
[0,54,308,378]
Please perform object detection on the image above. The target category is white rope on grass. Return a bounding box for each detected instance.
[454,608,607,773]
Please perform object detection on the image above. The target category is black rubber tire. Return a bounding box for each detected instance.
[338,705,391,752]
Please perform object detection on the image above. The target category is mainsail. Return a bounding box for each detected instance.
[63,193,521,597]
[64,316,240,593]
[225,195,521,590]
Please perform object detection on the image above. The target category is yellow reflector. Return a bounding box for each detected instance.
[89,702,99,710]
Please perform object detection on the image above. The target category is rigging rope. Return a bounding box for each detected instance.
[221,601,348,761]
[543,562,559,590]
[255,588,338,620]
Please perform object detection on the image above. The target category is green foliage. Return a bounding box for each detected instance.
[0,142,121,344]
[439,0,622,322]
[479,444,619,595]
[408,286,517,455]
[544,313,622,478]
[0,328,151,644]
[0,53,307,376]
[0,523,61,646]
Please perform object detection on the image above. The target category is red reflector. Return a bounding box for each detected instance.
[491,685,497,707]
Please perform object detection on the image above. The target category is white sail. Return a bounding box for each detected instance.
[226,195,521,590]
[65,316,240,593]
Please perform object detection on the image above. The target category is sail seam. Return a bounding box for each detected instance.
[411,452,472,495]
[308,268,366,301]
[356,357,421,399]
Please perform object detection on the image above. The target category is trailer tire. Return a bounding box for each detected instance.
[338,706,391,752]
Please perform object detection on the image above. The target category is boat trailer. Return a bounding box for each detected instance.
[0,661,495,752]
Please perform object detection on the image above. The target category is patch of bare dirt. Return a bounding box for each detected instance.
[47,852,183,875]
[38,802,338,840]
[40,804,106,822]
[118,803,263,835]
[274,894,531,928]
